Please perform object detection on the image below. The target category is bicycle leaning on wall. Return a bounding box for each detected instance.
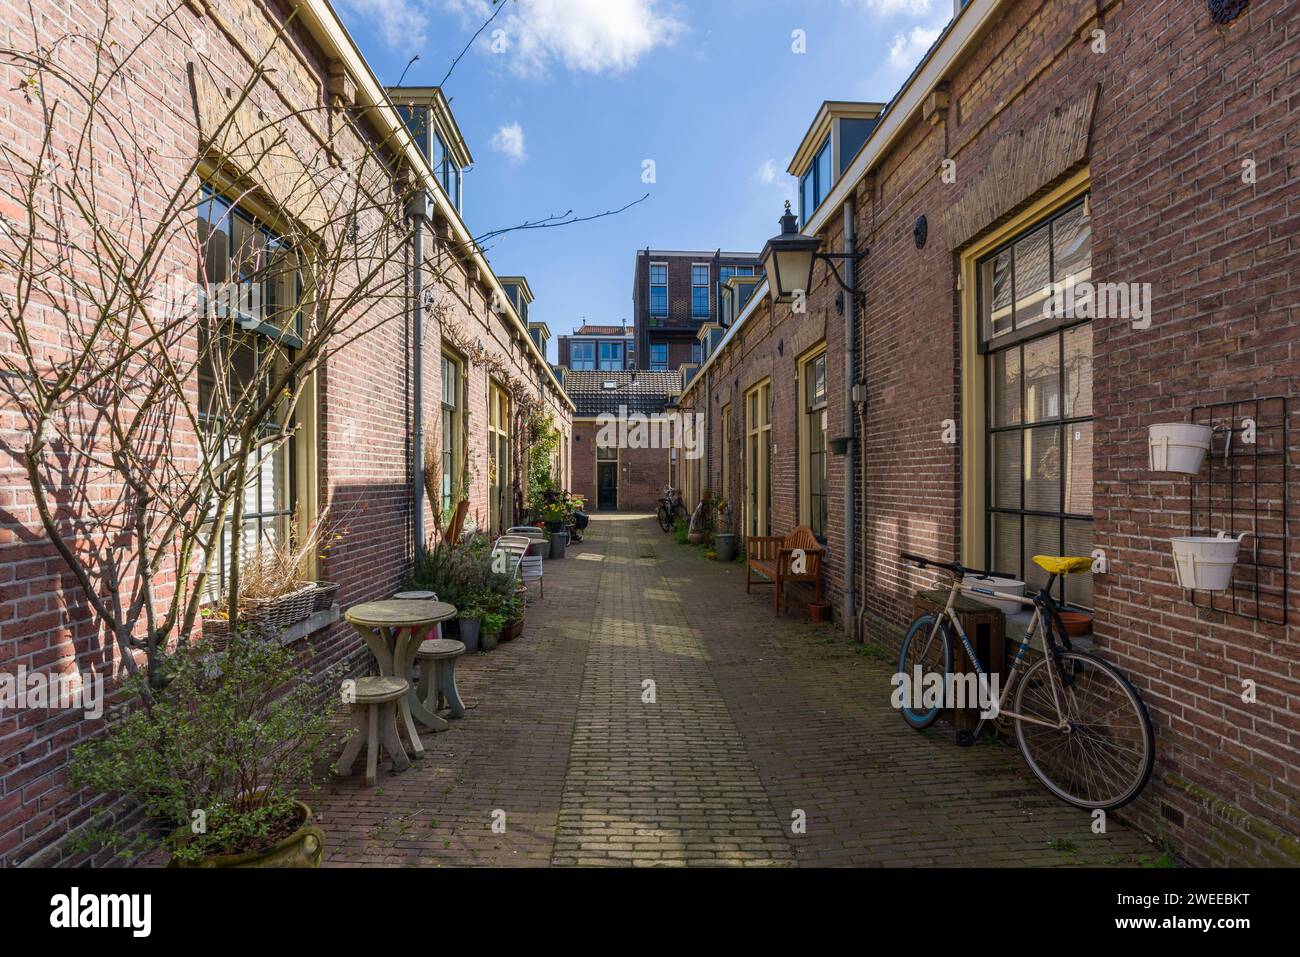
[897,552,1155,811]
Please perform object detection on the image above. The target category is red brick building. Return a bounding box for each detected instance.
[677,0,1300,865]
[565,371,681,511]
[632,249,761,373]
[0,0,571,864]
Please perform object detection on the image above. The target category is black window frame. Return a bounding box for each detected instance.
[977,195,1094,608]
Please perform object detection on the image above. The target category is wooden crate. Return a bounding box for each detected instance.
[911,589,1006,733]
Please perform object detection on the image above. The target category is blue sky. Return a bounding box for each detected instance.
[334,0,952,360]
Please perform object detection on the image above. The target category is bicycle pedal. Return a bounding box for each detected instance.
[955,729,976,748]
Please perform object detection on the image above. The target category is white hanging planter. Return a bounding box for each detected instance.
[1148,423,1213,474]
[1170,532,1247,592]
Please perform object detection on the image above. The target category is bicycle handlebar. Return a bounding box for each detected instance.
[900,552,1018,582]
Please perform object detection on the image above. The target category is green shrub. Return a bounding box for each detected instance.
[70,633,336,864]
[405,537,515,612]
[673,518,689,545]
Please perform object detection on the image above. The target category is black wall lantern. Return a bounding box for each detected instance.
[914,215,928,250]
[760,201,860,304]
[1208,0,1248,23]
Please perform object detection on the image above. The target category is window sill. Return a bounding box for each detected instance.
[278,604,341,645]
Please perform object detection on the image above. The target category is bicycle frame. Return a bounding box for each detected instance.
[921,573,1069,732]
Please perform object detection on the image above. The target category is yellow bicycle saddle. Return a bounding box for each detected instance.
[1032,555,1092,575]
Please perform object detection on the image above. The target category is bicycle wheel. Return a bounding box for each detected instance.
[1012,650,1154,810]
[656,506,673,532]
[896,613,953,730]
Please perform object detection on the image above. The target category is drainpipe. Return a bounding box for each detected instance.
[842,197,858,640]
[704,365,713,494]
[408,191,432,552]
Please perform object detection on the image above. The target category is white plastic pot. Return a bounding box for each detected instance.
[1148,423,1213,474]
[1170,532,1246,592]
[963,575,1026,615]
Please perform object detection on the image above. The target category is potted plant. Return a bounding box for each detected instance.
[542,502,569,558]
[481,611,506,651]
[687,495,710,546]
[712,498,737,562]
[69,632,334,867]
[458,596,485,652]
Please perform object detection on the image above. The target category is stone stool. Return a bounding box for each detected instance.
[415,638,466,720]
[336,675,411,787]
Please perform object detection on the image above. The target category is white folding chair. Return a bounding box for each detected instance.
[495,534,543,600]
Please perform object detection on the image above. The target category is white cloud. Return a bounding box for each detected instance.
[340,0,428,53]
[490,122,527,162]
[851,0,939,14]
[889,24,942,70]
[753,158,795,211]
[448,0,686,76]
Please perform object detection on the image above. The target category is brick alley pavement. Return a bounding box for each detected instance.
[313,514,1155,867]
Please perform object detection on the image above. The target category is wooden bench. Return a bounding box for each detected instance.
[745,526,826,616]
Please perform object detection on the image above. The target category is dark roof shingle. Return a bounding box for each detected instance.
[564,371,681,417]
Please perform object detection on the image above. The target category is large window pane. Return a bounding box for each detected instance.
[992,513,1021,580]
[1024,426,1061,513]
[1013,222,1052,330]
[1062,323,1092,418]
[1065,422,1093,515]
[1023,516,1059,594]
[981,248,1013,339]
[1023,334,1060,423]
[1064,520,1095,608]
[1052,202,1091,287]
[992,432,1022,509]
[990,346,1022,427]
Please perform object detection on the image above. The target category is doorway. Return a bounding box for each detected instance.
[597,462,618,510]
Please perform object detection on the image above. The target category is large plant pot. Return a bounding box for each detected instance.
[963,575,1025,615]
[1171,532,1245,592]
[501,617,523,642]
[459,617,482,652]
[713,533,737,562]
[550,535,567,560]
[687,531,708,546]
[1148,423,1213,475]
[481,628,500,652]
[169,801,323,868]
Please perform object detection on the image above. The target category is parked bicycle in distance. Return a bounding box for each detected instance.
[656,485,688,533]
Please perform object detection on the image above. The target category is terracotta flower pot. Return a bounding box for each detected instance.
[808,602,831,623]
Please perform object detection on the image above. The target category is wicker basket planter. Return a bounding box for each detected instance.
[201,615,234,651]
[239,582,317,632]
[310,581,340,612]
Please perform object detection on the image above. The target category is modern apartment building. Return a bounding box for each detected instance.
[557,322,635,372]
[632,249,762,373]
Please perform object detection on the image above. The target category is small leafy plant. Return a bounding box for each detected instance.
[70,633,337,865]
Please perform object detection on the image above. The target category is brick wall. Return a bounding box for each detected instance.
[679,0,1300,865]
[0,0,570,865]
[571,420,671,511]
